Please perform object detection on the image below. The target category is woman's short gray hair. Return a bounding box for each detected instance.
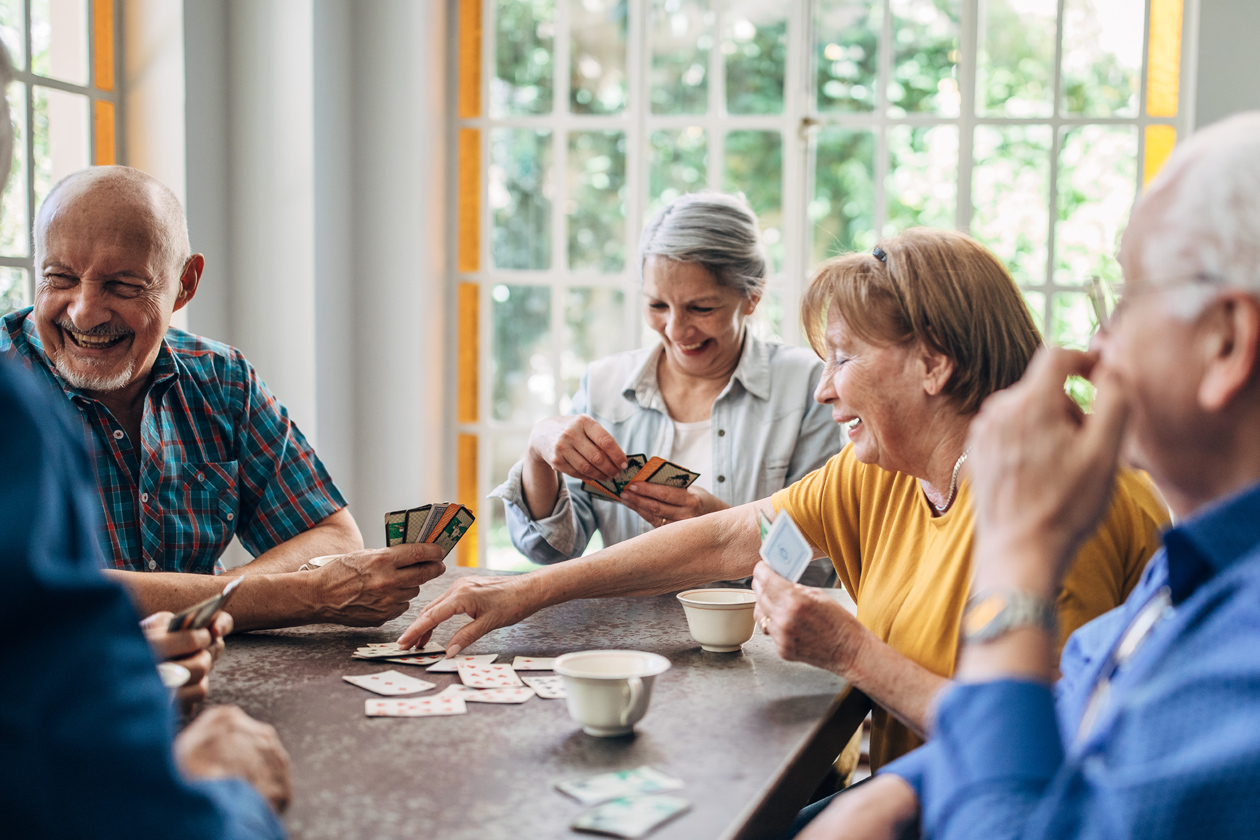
[638,192,768,298]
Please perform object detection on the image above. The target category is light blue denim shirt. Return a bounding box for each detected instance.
[491,332,844,564]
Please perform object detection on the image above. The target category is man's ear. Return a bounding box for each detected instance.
[920,341,954,397]
[172,253,205,313]
[1199,291,1260,412]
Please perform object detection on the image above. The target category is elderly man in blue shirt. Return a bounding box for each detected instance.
[790,112,1260,840]
[1,165,445,629]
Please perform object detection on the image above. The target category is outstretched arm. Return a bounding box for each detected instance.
[219,507,363,576]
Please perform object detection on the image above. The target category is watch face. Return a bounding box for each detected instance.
[963,592,1007,637]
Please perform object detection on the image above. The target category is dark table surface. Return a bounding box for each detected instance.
[211,567,862,840]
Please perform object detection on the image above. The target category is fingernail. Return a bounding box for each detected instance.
[445,644,463,659]
[620,460,628,470]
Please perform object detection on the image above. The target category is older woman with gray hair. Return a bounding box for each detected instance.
[492,192,842,564]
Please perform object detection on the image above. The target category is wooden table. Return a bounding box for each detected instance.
[211,568,869,840]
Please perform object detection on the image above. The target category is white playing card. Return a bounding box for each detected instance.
[426,653,497,673]
[380,655,445,666]
[365,695,467,717]
[343,669,436,696]
[521,675,566,699]
[512,656,556,671]
[759,510,812,583]
[458,661,523,688]
[353,641,445,660]
[442,684,535,704]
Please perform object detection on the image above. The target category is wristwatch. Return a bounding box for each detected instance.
[962,589,1058,643]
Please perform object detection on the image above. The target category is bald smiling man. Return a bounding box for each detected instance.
[0,166,444,629]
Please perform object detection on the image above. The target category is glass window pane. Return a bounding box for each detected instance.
[886,124,957,233]
[888,0,960,117]
[723,0,787,115]
[971,125,1051,285]
[0,0,25,68]
[0,266,27,314]
[647,127,707,218]
[723,129,782,269]
[562,286,627,411]
[748,284,785,344]
[491,284,553,423]
[32,86,89,213]
[492,0,555,117]
[814,0,880,114]
[1049,290,1097,350]
[487,432,539,571]
[490,128,553,270]
[1,80,28,257]
[30,0,87,86]
[1061,0,1143,117]
[571,0,627,115]
[812,127,876,261]
[568,130,626,272]
[1021,289,1046,335]
[1054,125,1137,285]
[650,0,711,115]
[978,0,1056,117]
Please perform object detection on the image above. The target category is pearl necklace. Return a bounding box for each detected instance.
[931,446,972,514]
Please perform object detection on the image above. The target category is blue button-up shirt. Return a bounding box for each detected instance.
[491,332,843,564]
[885,479,1260,840]
[1,308,346,574]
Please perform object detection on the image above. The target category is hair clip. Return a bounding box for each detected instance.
[872,246,887,263]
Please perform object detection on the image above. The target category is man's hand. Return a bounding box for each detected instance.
[175,705,292,814]
[798,774,920,840]
[527,414,628,484]
[620,482,729,527]
[140,611,234,713]
[752,562,869,677]
[968,347,1132,597]
[313,543,447,626]
[396,574,545,656]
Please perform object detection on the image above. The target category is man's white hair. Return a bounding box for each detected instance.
[1138,112,1260,301]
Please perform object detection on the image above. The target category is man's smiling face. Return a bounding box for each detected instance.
[33,180,184,396]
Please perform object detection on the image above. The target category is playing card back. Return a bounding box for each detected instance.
[571,795,691,839]
[759,511,812,583]
[556,766,686,805]
[584,454,648,499]
[384,509,408,546]
[640,457,700,490]
[429,505,474,555]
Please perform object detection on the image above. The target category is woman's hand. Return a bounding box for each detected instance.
[620,482,729,527]
[396,574,548,656]
[797,774,921,840]
[527,415,628,484]
[752,561,870,677]
[141,610,234,714]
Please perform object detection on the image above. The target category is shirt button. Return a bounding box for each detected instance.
[140,493,149,503]
[717,429,726,437]
[112,429,124,440]
[196,472,205,482]
[717,475,726,483]
[147,560,156,570]
[226,512,235,521]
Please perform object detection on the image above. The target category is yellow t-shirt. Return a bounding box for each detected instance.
[771,445,1168,771]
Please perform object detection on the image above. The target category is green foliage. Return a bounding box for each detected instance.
[493,0,555,116]
[724,15,787,115]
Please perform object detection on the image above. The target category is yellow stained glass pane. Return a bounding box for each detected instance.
[458,281,479,424]
[1144,124,1176,186]
[92,0,114,91]
[93,98,115,165]
[459,0,481,119]
[1146,0,1182,117]
[458,128,480,273]
[457,433,479,567]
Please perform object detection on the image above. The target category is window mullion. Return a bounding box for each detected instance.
[955,0,979,233]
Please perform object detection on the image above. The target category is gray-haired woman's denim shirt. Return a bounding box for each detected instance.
[491,332,844,564]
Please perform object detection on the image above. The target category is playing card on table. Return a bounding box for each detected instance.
[458,661,523,688]
[384,509,408,546]
[640,457,700,490]
[442,684,535,704]
[343,669,436,696]
[521,675,565,699]
[556,766,686,805]
[352,641,445,661]
[759,510,812,584]
[365,695,467,717]
[426,653,497,673]
[584,454,648,499]
[429,505,475,555]
[571,795,691,839]
[382,655,445,666]
[512,656,556,671]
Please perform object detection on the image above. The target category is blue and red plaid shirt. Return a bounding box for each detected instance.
[1,308,347,574]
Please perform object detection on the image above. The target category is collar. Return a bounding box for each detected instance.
[1163,479,1260,603]
[619,330,772,405]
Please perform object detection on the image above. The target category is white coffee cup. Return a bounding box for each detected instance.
[677,588,757,652]
[553,650,671,737]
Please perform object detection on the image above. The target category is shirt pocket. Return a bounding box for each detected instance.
[758,456,792,498]
[185,460,240,525]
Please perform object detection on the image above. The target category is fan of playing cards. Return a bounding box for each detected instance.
[583,455,700,504]
[384,502,474,555]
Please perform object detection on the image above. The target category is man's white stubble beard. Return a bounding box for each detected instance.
[54,355,137,392]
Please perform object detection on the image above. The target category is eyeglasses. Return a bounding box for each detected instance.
[1088,272,1225,334]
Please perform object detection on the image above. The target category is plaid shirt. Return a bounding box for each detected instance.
[1,308,347,574]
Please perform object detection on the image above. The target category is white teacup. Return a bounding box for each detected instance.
[677,588,757,652]
[553,650,671,737]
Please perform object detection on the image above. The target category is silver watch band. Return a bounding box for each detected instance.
[963,589,1058,643]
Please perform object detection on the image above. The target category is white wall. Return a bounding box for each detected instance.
[1193,0,1260,129]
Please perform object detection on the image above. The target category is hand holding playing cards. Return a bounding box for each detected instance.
[396,574,539,655]
[315,542,447,626]
[175,705,292,814]
[141,610,233,713]
[752,561,871,678]
[527,414,628,484]
[620,481,729,526]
